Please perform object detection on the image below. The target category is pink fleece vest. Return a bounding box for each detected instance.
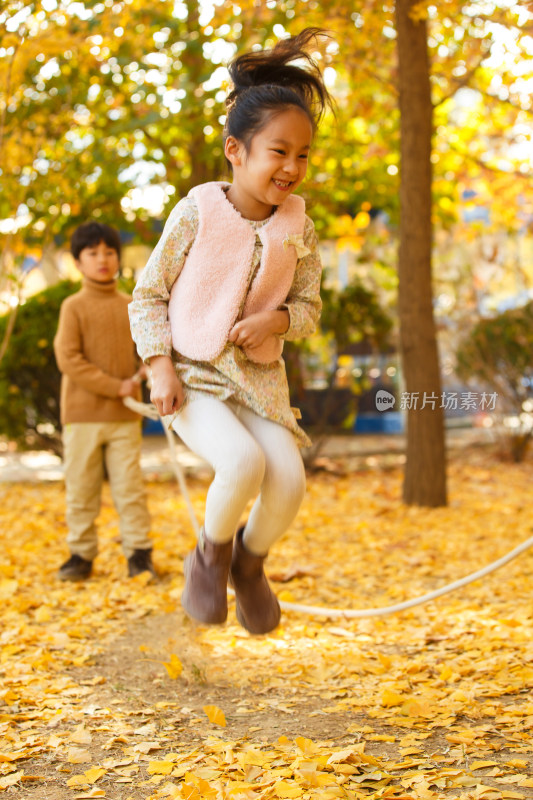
[168,182,306,364]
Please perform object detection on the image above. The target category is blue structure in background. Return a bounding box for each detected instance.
[354,411,404,434]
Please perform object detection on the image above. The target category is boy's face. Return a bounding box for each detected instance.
[76,240,119,283]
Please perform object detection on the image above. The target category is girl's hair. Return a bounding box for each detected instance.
[224,28,332,151]
[70,221,121,259]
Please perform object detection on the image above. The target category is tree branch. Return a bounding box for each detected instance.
[447,142,533,180]
[432,53,488,108]
[0,303,18,366]
[477,88,533,116]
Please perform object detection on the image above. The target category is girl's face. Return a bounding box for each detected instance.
[225,106,313,221]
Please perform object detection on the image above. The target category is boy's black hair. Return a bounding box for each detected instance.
[70,221,122,260]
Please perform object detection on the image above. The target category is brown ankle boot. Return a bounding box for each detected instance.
[230,527,281,635]
[181,529,233,624]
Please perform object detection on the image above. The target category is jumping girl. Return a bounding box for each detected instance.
[129,28,332,634]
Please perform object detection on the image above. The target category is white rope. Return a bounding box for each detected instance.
[126,397,533,619]
[123,396,202,539]
[277,535,533,618]
[161,421,203,540]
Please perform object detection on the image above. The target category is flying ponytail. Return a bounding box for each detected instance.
[224,28,333,149]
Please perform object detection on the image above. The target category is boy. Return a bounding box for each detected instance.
[54,221,153,581]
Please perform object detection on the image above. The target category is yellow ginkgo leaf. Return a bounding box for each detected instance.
[180,782,200,800]
[203,705,226,727]
[381,689,405,707]
[163,653,183,679]
[70,725,93,745]
[273,779,302,798]
[196,778,218,797]
[0,772,23,789]
[278,590,295,603]
[147,759,174,775]
[377,652,392,669]
[35,606,51,622]
[67,776,89,788]
[295,737,318,755]
[83,768,106,784]
[67,748,91,764]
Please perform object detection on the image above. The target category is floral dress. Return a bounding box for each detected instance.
[129,191,322,447]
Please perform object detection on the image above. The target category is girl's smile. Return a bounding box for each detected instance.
[272,178,294,191]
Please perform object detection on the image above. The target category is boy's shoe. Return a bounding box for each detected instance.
[58,554,92,581]
[128,548,156,578]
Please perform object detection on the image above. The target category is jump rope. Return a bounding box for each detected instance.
[124,396,533,619]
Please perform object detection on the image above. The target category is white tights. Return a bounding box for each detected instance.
[172,396,306,555]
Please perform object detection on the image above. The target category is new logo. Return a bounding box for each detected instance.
[376,390,396,411]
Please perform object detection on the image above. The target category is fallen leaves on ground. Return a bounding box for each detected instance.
[0,447,532,799]
[163,654,184,680]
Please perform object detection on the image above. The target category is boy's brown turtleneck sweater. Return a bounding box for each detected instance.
[54,277,141,424]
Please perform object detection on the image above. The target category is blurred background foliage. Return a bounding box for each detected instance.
[456,299,533,461]
[1,0,532,454]
[2,1,531,261]
[0,281,75,451]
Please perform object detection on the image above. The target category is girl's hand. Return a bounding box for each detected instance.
[229,310,290,351]
[149,356,184,416]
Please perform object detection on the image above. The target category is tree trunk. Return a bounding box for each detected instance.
[395,0,447,506]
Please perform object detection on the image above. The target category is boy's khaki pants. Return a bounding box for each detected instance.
[63,421,151,561]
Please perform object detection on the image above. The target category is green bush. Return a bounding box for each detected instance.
[320,279,394,354]
[286,277,395,433]
[0,281,79,451]
[456,300,533,461]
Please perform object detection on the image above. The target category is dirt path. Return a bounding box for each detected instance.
[8,601,533,799]
[2,453,532,799]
